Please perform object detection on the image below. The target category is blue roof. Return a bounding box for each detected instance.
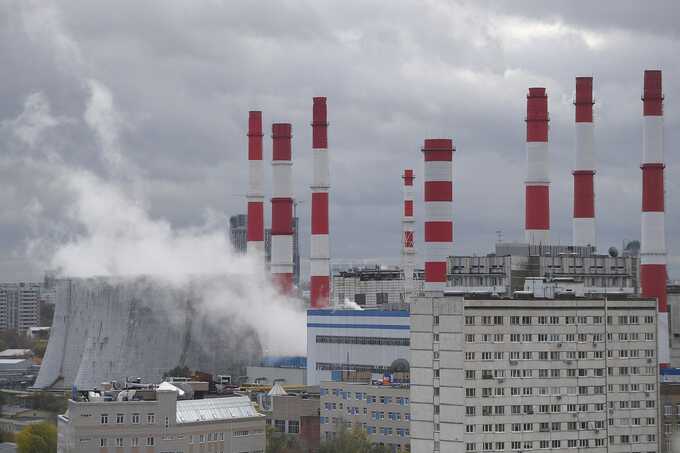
[307,309,409,317]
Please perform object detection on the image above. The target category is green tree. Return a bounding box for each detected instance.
[319,425,392,453]
[16,421,57,453]
[265,426,302,453]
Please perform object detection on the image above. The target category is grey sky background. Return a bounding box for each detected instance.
[0,0,679,282]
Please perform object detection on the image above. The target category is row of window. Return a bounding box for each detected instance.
[99,437,154,448]
[465,314,653,326]
[322,389,408,405]
[464,366,656,380]
[466,349,655,361]
[464,332,655,343]
[315,335,409,346]
[465,403,657,417]
[467,417,655,434]
[100,412,155,425]
[465,438,610,452]
[466,385,657,399]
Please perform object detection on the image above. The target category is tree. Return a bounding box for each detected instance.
[16,421,57,453]
[319,425,392,453]
[163,365,192,378]
[265,426,302,453]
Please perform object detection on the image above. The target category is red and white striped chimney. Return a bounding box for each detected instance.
[402,169,416,294]
[525,87,550,244]
[310,97,330,308]
[640,69,669,366]
[573,77,596,248]
[247,111,265,255]
[423,139,454,293]
[271,123,294,294]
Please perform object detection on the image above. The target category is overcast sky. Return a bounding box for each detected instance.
[1,0,679,282]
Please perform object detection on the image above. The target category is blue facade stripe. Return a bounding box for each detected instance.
[307,310,409,317]
[307,323,410,330]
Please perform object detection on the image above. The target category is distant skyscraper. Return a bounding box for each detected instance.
[229,214,248,254]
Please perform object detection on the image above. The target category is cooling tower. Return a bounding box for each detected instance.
[34,276,262,390]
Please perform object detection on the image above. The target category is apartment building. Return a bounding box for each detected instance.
[58,386,265,453]
[320,380,411,452]
[0,283,41,331]
[412,297,660,453]
[659,370,680,453]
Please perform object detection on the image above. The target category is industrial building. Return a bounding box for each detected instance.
[229,214,248,254]
[58,384,265,453]
[306,309,410,386]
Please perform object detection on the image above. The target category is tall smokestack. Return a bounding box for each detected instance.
[525,87,550,244]
[422,139,454,293]
[402,169,416,295]
[271,123,294,294]
[640,70,668,366]
[310,97,330,308]
[573,77,596,248]
[247,111,265,255]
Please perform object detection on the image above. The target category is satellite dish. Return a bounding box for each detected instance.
[608,247,619,258]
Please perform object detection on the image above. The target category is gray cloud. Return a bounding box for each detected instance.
[1,0,679,281]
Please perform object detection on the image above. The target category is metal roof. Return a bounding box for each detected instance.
[175,396,262,424]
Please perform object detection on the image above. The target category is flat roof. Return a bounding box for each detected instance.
[176,396,263,424]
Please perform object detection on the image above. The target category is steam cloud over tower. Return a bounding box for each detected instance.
[247,111,265,255]
[525,87,550,244]
[640,70,669,366]
[271,123,294,294]
[422,139,454,293]
[573,77,596,248]
[310,97,330,308]
[402,169,416,295]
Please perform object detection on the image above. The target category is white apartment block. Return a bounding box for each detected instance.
[412,297,660,453]
[58,388,265,453]
[0,283,40,331]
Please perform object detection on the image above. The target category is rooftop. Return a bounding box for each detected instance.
[175,396,263,424]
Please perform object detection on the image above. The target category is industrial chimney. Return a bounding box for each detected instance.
[422,139,454,293]
[310,97,330,308]
[640,70,668,366]
[247,111,265,255]
[271,123,294,294]
[402,169,416,295]
[525,87,550,244]
[573,77,596,248]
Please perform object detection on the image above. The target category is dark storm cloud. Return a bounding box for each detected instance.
[1,0,679,281]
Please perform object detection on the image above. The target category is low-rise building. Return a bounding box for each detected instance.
[266,387,320,452]
[58,384,265,453]
[320,379,410,452]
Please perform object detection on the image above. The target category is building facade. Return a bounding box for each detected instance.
[267,392,320,452]
[412,297,660,453]
[0,283,41,331]
[659,374,680,453]
[229,214,248,254]
[58,389,265,453]
[306,310,410,386]
[320,380,410,452]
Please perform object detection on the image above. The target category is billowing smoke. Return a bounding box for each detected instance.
[4,3,306,386]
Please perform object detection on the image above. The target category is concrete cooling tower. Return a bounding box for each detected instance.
[34,276,262,390]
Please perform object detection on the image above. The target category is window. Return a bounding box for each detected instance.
[131,438,138,447]
[354,293,366,305]
[100,414,108,424]
[146,437,154,446]
[275,420,286,432]
[100,439,107,447]
[147,413,155,424]
[116,413,124,424]
[288,421,299,434]
[376,292,389,304]
[466,406,476,416]
[465,316,475,325]
[115,438,123,447]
